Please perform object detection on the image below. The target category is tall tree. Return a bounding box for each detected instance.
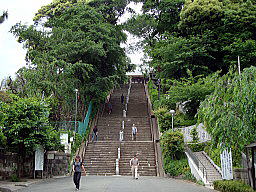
[126,0,256,79]
[11,2,132,121]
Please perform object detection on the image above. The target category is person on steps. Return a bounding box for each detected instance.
[121,93,124,108]
[107,102,112,114]
[73,155,86,191]
[92,125,98,141]
[132,124,137,141]
[130,154,139,179]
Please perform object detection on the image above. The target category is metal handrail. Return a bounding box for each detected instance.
[185,146,208,180]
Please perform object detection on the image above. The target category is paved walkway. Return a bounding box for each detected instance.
[17,176,217,192]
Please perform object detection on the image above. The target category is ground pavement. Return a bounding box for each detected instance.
[15,176,217,192]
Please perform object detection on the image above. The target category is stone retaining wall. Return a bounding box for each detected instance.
[43,151,70,178]
[234,168,250,185]
[0,151,70,180]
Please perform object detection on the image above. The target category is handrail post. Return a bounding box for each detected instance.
[116,159,119,175]
[116,147,121,175]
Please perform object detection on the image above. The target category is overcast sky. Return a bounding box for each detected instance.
[0,0,53,80]
[0,1,142,81]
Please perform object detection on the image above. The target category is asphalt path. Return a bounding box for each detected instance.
[18,176,218,192]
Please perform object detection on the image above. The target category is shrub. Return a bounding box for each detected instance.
[10,174,20,182]
[164,157,190,177]
[190,126,199,143]
[160,130,185,160]
[154,107,172,132]
[213,180,254,192]
[188,141,211,152]
[182,169,197,182]
[196,180,205,186]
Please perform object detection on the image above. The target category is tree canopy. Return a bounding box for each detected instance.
[198,66,256,155]
[10,1,133,121]
[0,95,62,155]
[126,0,256,79]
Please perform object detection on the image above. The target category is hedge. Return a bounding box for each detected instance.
[213,180,254,192]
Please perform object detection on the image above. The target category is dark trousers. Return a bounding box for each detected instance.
[73,172,81,189]
[92,132,98,141]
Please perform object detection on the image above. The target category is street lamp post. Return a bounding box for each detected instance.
[74,89,78,132]
[170,109,175,131]
[157,79,161,100]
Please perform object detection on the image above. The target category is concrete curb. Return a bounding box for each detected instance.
[0,176,70,192]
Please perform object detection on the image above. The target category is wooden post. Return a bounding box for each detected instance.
[252,148,255,190]
[246,148,253,187]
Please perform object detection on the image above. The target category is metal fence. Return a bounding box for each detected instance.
[51,101,93,135]
[51,121,77,132]
[185,145,208,180]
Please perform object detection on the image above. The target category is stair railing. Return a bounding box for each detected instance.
[185,146,208,180]
[116,147,121,175]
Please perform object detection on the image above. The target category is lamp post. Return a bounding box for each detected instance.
[170,109,175,131]
[157,79,161,100]
[74,89,78,132]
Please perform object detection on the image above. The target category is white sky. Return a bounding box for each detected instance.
[0,0,53,80]
[0,1,143,81]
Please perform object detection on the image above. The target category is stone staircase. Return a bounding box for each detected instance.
[194,151,222,185]
[83,83,157,176]
[119,141,156,176]
[83,141,119,176]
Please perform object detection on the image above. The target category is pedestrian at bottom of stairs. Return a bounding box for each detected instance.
[130,154,139,179]
[92,125,98,141]
[132,124,137,141]
[73,155,86,191]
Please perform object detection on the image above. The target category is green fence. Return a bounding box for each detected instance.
[51,121,77,132]
[78,101,92,135]
[52,101,93,135]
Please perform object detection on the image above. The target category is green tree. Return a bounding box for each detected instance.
[0,95,63,176]
[198,66,256,165]
[127,0,256,79]
[11,2,131,121]
[160,130,184,160]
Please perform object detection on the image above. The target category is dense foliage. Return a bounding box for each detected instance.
[160,130,193,178]
[213,180,254,192]
[0,95,63,175]
[198,66,256,165]
[160,129,185,160]
[0,96,63,154]
[149,72,218,129]
[10,1,133,122]
[126,0,256,78]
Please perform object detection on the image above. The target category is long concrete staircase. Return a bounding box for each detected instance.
[83,83,157,176]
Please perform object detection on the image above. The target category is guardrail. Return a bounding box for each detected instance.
[185,146,208,180]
